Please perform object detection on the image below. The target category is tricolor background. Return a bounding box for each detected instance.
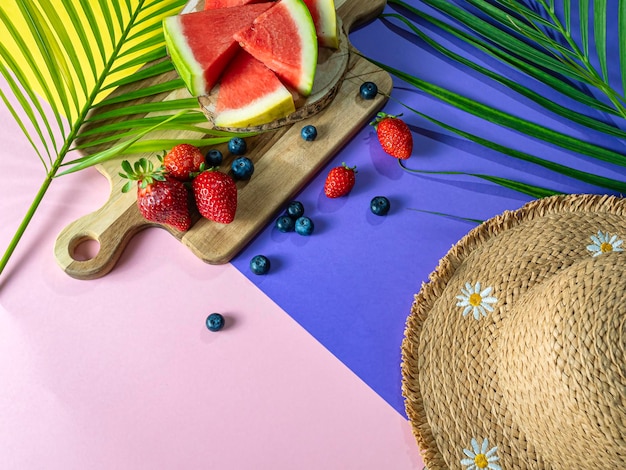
[1,0,623,468]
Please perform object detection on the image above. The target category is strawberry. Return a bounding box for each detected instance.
[120,158,191,231]
[370,112,413,159]
[324,162,357,198]
[192,168,237,224]
[160,143,205,180]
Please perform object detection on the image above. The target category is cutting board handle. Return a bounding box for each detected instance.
[338,0,386,32]
[54,191,153,280]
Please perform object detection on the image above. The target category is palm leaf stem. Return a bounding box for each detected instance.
[406,207,483,224]
[398,160,561,198]
[0,169,56,277]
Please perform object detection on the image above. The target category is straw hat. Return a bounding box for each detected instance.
[401,194,626,470]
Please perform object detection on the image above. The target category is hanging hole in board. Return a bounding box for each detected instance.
[70,235,101,262]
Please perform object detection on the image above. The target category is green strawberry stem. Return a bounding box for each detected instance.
[369,112,403,129]
[342,162,357,173]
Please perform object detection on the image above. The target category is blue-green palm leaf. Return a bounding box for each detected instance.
[376,0,626,196]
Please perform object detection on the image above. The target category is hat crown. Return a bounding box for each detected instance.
[498,252,625,467]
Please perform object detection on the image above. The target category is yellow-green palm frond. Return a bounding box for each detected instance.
[0,0,249,275]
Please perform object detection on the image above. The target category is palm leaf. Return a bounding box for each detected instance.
[375,0,626,198]
[0,0,253,275]
[393,99,626,194]
[368,57,626,168]
[399,161,562,199]
[593,0,608,83]
[381,12,626,139]
[617,0,626,96]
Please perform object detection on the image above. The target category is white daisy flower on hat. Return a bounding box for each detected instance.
[586,230,623,256]
[460,437,501,470]
[456,282,497,320]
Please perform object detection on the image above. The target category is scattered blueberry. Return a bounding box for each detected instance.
[231,156,254,180]
[250,254,271,275]
[285,200,305,219]
[206,312,225,332]
[205,149,223,167]
[276,215,295,232]
[295,216,314,236]
[228,137,247,155]
[300,124,318,141]
[359,81,378,100]
[370,196,391,216]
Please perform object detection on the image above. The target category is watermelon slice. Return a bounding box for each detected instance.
[213,50,296,128]
[234,0,318,97]
[302,0,338,48]
[163,3,273,97]
[204,0,270,9]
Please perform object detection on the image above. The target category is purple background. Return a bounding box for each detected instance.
[232,0,626,415]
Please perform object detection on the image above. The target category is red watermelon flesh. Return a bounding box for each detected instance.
[204,0,271,9]
[163,3,273,97]
[214,50,295,127]
[234,0,318,97]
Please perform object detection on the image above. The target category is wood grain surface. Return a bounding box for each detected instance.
[54,0,391,279]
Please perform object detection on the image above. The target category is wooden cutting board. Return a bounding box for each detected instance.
[54,0,392,280]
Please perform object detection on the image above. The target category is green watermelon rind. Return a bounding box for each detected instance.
[163,16,205,97]
[286,0,318,96]
[214,87,296,128]
[305,0,338,49]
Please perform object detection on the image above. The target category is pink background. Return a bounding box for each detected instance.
[0,84,424,468]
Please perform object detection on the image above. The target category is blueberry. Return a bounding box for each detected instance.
[276,215,295,232]
[300,124,318,141]
[285,200,305,219]
[206,313,225,332]
[205,149,223,167]
[370,196,390,216]
[228,137,247,155]
[359,81,378,100]
[295,216,314,236]
[250,254,271,275]
[231,156,254,180]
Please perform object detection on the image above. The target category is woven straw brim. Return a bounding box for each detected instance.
[401,194,626,470]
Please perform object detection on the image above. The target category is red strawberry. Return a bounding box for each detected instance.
[370,112,413,159]
[160,143,205,180]
[192,168,237,224]
[120,158,191,231]
[324,162,357,198]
